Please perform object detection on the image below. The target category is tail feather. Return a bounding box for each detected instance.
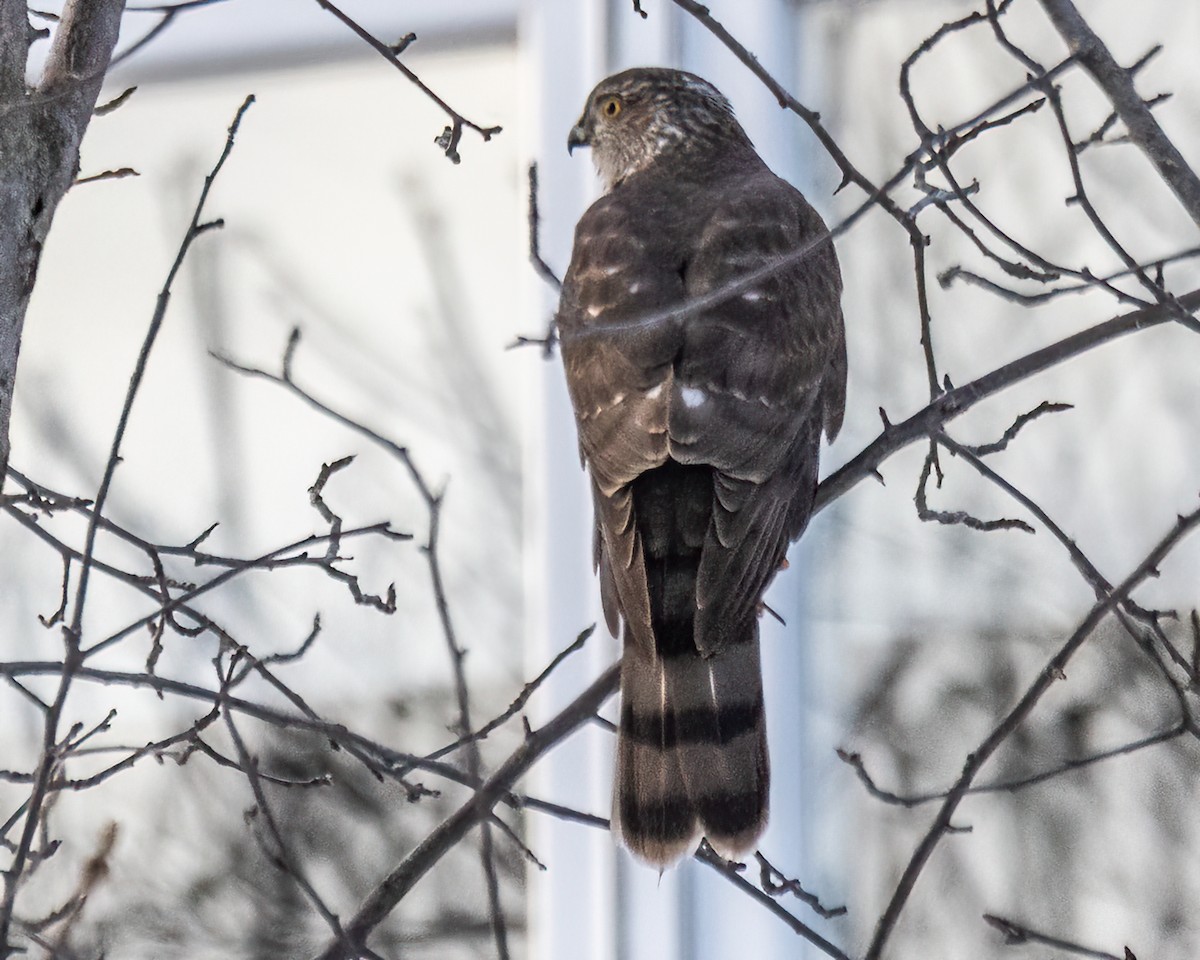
[614,652,698,866]
[612,461,769,868]
[670,640,768,860]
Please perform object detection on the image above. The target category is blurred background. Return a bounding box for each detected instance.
[1,1,1198,958]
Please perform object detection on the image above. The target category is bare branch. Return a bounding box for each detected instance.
[312,0,501,163]
[693,843,852,960]
[984,913,1129,960]
[1038,0,1200,227]
[416,624,596,771]
[914,444,1034,534]
[814,289,1200,516]
[73,166,139,186]
[961,401,1073,457]
[755,852,847,919]
[310,663,620,960]
[527,162,563,293]
[838,722,1187,808]
[93,85,136,116]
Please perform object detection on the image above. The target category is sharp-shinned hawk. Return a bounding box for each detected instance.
[556,67,847,867]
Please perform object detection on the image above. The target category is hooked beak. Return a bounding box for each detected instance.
[567,119,590,155]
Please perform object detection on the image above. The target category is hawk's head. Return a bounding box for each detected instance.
[568,68,748,191]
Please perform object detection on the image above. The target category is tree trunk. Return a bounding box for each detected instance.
[0,0,126,485]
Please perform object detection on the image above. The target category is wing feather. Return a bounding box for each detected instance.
[558,161,846,662]
[669,171,845,656]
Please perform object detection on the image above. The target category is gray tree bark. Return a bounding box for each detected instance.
[0,0,126,486]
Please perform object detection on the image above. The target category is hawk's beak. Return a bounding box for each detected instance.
[567,120,590,155]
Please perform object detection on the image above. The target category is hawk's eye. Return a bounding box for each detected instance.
[601,96,622,118]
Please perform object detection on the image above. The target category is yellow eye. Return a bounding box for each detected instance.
[601,96,622,118]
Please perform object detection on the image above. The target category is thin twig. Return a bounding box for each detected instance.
[984,913,1129,960]
[312,0,500,163]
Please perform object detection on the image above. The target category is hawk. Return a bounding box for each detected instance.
[557,68,846,867]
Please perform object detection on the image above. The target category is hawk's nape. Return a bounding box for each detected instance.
[556,67,847,868]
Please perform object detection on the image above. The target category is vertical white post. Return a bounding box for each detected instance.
[521,3,618,960]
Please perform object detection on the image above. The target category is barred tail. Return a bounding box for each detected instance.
[614,638,769,867]
[613,461,769,867]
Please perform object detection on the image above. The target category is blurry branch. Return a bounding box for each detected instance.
[1074,93,1172,155]
[864,505,1200,960]
[984,913,1132,960]
[73,166,140,186]
[30,821,117,954]
[109,1,234,70]
[311,662,621,960]
[93,85,137,115]
[513,163,562,353]
[313,0,501,163]
[224,708,359,956]
[837,721,1188,809]
[1037,0,1200,228]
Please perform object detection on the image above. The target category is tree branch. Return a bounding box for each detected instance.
[984,913,1129,960]
[814,288,1200,515]
[312,0,500,163]
[310,663,620,960]
[1037,0,1200,228]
